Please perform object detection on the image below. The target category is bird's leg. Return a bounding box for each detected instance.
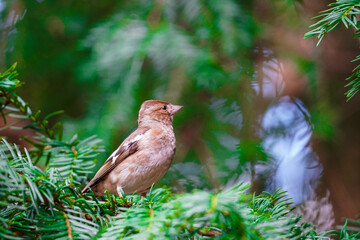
[117,186,124,198]
[139,187,150,199]
[140,191,147,198]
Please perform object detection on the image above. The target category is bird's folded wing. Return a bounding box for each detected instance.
[81,127,150,193]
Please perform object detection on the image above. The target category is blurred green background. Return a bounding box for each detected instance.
[1,0,359,230]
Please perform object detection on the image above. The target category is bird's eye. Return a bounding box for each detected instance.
[161,105,167,110]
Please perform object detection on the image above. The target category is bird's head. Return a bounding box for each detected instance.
[138,100,183,126]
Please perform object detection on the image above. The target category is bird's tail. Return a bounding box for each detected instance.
[81,184,91,194]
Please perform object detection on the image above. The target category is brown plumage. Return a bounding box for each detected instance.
[82,100,183,197]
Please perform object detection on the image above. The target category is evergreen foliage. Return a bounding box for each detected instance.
[305,0,360,101]
[0,66,358,239]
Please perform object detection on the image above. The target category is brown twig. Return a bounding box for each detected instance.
[62,211,73,240]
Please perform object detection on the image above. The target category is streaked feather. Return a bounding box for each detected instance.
[81,127,150,193]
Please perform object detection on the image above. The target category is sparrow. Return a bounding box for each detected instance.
[82,100,183,197]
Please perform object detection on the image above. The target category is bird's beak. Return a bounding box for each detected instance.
[169,104,183,115]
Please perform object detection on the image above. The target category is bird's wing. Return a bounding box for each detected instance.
[82,127,150,193]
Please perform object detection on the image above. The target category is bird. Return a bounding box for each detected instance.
[82,100,183,197]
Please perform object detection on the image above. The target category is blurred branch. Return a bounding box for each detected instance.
[0,0,24,70]
[165,67,186,103]
[194,139,220,189]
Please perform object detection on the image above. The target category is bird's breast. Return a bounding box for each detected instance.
[144,127,176,166]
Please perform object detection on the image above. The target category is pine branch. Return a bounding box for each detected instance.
[45,135,104,185]
[0,139,106,239]
[345,55,360,101]
[305,1,360,45]
[0,63,64,141]
[305,0,360,101]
